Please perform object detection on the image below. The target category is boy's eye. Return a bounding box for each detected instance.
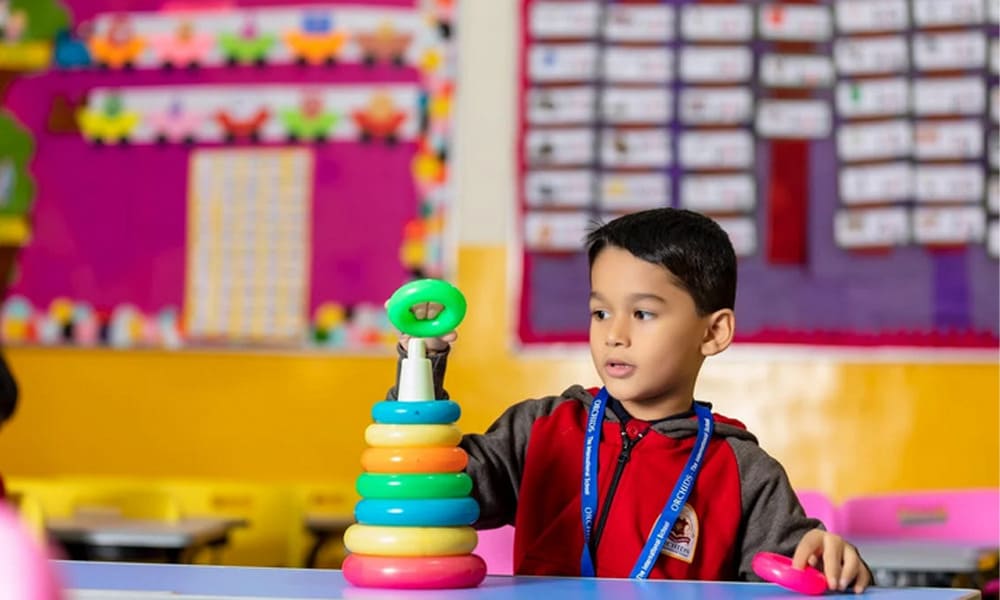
[591,309,608,320]
[634,310,655,320]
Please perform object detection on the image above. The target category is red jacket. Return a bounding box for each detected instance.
[389,350,824,581]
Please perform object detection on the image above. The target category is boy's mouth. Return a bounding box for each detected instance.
[604,360,635,378]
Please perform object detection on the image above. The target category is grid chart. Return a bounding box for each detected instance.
[185,149,312,344]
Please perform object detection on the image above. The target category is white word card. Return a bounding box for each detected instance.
[759,4,832,41]
[527,87,595,125]
[604,47,673,83]
[680,130,754,170]
[524,211,591,252]
[989,220,999,257]
[760,54,835,88]
[530,2,600,39]
[600,174,671,211]
[915,165,985,203]
[913,32,987,72]
[529,44,596,82]
[524,170,594,208]
[839,162,912,205]
[837,120,913,162]
[914,120,984,160]
[912,0,985,27]
[834,0,909,33]
[834,36,909,75]
[912,206,986,245]
[525,128,594,166]
[606,5,675,42]
[681,174,757,213]
[757,100,832,139]
[835,207,910,248]
[680,46,753,83]
[601,128,671,168]
[680,5,754,41]
[835,78,909,118]
[913,77,985,116]
[715,217,758,256]
[603,88,672,124]
[680,87,754,125]
[988,175,999,213]
[992,84,999,123]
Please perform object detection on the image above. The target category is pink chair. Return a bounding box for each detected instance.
[838,489,1000,543]
[797,490,839,533]
[476,525,515,575]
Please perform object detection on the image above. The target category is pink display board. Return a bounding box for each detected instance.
[0,0,457,351]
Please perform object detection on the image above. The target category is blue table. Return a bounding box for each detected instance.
[62,561,982,599]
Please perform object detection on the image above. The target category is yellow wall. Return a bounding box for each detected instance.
[0,246,997,502]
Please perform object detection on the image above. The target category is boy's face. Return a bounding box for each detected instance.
[588,246,711,415]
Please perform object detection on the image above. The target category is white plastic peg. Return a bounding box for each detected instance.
[397,337,435,402]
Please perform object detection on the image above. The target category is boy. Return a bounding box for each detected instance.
[389,208,872,592]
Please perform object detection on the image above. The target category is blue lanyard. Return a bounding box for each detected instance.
[580,387,715,578]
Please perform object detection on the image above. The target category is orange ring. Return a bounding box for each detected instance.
[361,447,468,474]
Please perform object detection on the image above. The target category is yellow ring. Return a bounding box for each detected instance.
[343,524,477,557]
[364,424,462,448]
[361,447,468,473]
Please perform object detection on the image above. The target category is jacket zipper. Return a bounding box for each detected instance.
[588,421,648,569]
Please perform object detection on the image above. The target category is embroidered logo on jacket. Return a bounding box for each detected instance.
[661,503,698,563]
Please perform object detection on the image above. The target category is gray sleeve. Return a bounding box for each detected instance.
[460,396,567,529]
[728,438,823,581]
[384,342,569,529]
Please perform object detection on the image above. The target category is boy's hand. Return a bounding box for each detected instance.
[393,301,457,353]
[792,529,871,594]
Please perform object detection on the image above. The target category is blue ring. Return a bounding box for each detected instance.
[355,498,480,527]
[372,400,461,425]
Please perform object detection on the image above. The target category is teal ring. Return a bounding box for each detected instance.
[354,497,480,527]
[385,279,467,339]
[371,400,461,425]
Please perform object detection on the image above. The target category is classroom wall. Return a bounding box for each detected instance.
[0,1,997,503]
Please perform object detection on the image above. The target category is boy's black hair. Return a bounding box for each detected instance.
[585,208,737,315]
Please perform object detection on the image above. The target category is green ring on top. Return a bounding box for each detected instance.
[385,279,467,339]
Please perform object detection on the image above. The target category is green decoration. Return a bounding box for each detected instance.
[0,111,35,218]
[3,0,70,43]
[218,32,276,65]
[281,109,338,141]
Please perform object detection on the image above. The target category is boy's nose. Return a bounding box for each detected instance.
[605,319,629,347]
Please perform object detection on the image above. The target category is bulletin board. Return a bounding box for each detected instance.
[0,0,457,351]
[516,0,999,349]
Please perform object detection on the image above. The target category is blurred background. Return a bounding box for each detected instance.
[0,0,996,593]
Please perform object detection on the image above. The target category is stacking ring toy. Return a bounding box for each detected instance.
[361,447,468,473]
[354,497,480,527]
[344,524,478,557]
[372,400,461,424]
[343,554,486,589]
[356,473,473,499]
[752,552,828,595]
[365,423,462,448]
[385,279,467,338]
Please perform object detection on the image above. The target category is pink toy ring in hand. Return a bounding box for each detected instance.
[752,552,827,595]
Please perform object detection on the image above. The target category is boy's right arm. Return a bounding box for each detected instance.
[384,342,565,530]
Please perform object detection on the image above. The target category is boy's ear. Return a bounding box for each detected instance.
[701,308,735,357]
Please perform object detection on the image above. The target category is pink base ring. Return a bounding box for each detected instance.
[752,552,827,595]
[343,553,486,589]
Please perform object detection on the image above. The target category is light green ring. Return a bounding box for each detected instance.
[356,473,473,499]
[386,279,467,338]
